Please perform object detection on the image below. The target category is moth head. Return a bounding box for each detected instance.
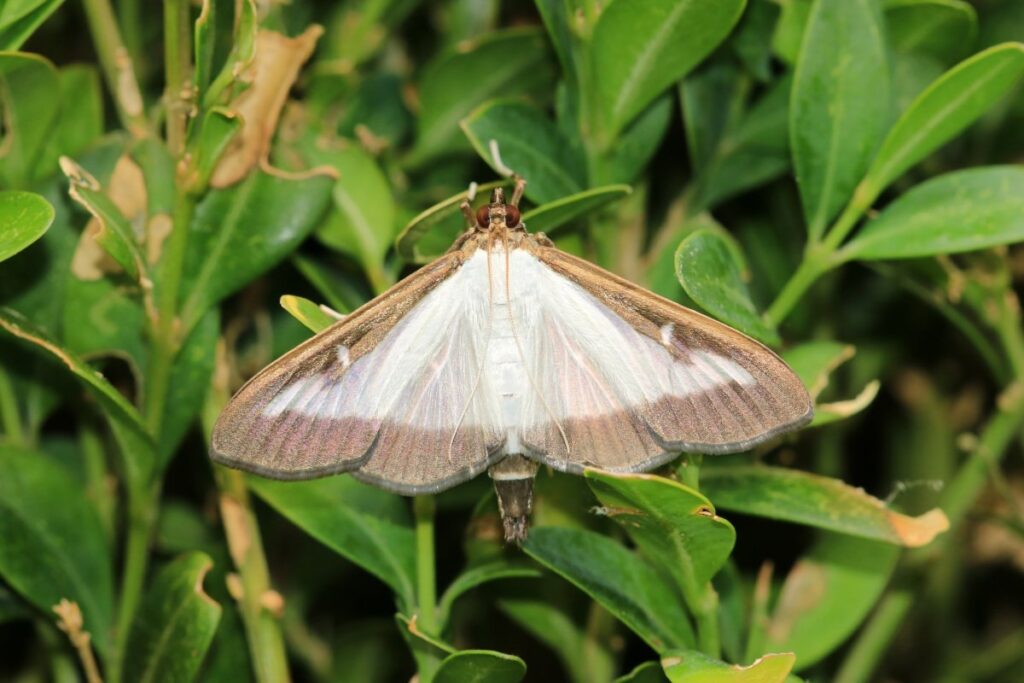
[475,187,521,229]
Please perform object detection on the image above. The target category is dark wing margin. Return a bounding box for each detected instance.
[529,246,813,471]
[210,251,467,481]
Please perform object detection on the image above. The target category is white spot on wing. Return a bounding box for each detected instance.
[337,345,351,369]
[660,323,675,347]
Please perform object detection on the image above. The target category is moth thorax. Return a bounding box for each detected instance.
[488,455,539,545]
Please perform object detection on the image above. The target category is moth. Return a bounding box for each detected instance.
[212,180,812,543]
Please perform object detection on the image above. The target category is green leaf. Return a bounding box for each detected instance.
[396,180,510,263]
[159,311,218,464]
[202,0,257,108]
[765,535,898,669]
[584,470,735,609]
[249,475,416,612]
[35,64,104,179]
[122,553,222,683]
[661,650,795,682]
[771,0,812,65]
[781,341,880,426]
[522,185,632,235]
[192,108,243,190]
[0,190,54,262]
[535,0,577,82]
[842,166,1024,260]
[862,43,1024,198]
[701,465,950,546]
[791,0,889,239]
[279,295,340,334]
[60,156,148,283]
[609,93,674,184]
[0,52,60,187]
[179,170,333,335]
[0,446,114,656]
[0,0,63,50]
[462,100,585,204]
[407,28,552,166]
[675,228,779,345]
[681,60,744,175]
[617,661,670,683]
[437,561,540,627]
[434,650,527,683]
[590,0,746,138]
[886,0,977,62]
[524,526,695,652]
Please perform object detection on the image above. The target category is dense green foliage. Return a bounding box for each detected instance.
[1,0,1023,681]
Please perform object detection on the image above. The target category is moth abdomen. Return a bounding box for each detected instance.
[489,455,539,545]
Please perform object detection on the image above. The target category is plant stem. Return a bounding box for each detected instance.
[217,467,293,683]
[80,0,149,137]
[833,588,913,683]
[694,586,721,658]
[110,481,158,683]
[414,495,438,635]
[0,366,25,446]
[163,0,192,158]
[762,250,830,328]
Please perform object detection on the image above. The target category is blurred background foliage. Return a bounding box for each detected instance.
[1,0,1024,681]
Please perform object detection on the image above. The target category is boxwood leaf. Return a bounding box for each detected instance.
[0,0,63,51]
[434,650,527,683]
[462,100,585,204]
[886,0,977,62]
[590,0,746,138]
[522,185,632,235]
[584,470,735,608]
[437,561,540,627]
[616,661,670,683]
[0,446,114,656]
[192,108,243,191]
[863,43,1024,198]
[609,93,674,184]
[0,190,54,262]
[179,170,333,335]
[524,526,696,652]
[122,552,222,683]
[279,294,340,334]
[842,166,1024,260]
[701,465,949,546]
[675,228,779,345]
[791,0,889,239]
[765,535,898,669]
[249,475,416,612]
[661,650,795,682]
[407,28,551,166]
[0,52,59,187]
[781,342,880,427]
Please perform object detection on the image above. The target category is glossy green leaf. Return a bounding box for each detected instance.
[701,465,949,546]
[202,0,257,108]
[0,0,62,50]
[771,0,811,65]
[522,185,632,235]
[193,108,243,190]
[0,191,54,262]
[0,446,113,656]
[0,52,60,187]
[290,253,365,314]
[681,61,744,175]
[675,228,779,345]
[609,93,674,184]
[179,170,333,334]
[862,43,1024,197]
[60,156,148,283]
[843,166,1024,260]
[159,311,218,464]
[731,0,778,82]
[407,28,551,165]
[791,0,889,239]
[462,100,585,204]
[434,650,527,683]
[765,535,898,669]
[535,0,577,81]
[886,0,977,61]
[437,561,540,626]
[249,475,416,612]
[585,470,735,608]
[396,180,509,263]
[280,295,340,334]
[782,341,854,399]
[122,553,222,683]
[337,73,412,146]
[617,661,670,683]
[661,650,795,682]
[35,65,104,179]
[524,526,695,652]
[590,0,746,138]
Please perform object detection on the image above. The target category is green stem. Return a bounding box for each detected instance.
[163,0,192,158]
[110,481,159,683]
[80,0,150,137]
[79,416,115,540]
[217,468,293,683]
[0,366,25,446]
[414,495,438,635]
[693,586,721,658]
[762,249,832,328]
[833,588,914,683]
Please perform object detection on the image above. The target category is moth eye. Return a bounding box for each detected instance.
[505,205,520,228]
[476,205,490,227]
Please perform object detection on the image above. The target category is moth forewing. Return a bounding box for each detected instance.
[211,186,812,543]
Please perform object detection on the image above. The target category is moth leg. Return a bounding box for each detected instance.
[510,175,527,207]
[459,200,476,228]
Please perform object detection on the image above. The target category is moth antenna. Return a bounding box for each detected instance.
[459,200,476,229]
[500,229,570,457]
[489,139,516,177]
[510,176,526,207]
[466,181,479,202]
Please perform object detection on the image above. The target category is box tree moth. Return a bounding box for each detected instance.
[212,180,812,543]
